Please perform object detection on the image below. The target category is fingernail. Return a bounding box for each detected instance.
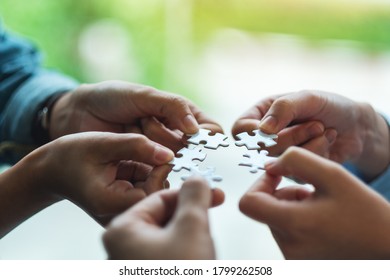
[154,145,174,163]
[308,123,324,138]
[259,115,278,133]
[183,114,199,134]
[325,130,337,144]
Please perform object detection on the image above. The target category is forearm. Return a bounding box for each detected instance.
[0,29,78,164]
[0,152,59,238]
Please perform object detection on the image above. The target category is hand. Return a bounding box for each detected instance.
[232,90,390,180]
[239,147,390,259]
[26,132,174,225]
[103,177,225,259]
[50,81,223,152]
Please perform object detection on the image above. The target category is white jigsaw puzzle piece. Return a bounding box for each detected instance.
[169,147,207,172]
[181,166,223,188]
[187,128,229,149]
[235,129,278,150]
[239,150,275,173]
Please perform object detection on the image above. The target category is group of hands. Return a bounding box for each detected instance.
[3,81,390,259]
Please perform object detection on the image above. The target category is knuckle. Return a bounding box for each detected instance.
[170,96,188,111]
[282,146,302,160]
[297,90,322,103]
[273,97,294,111]
[132,134,149,146]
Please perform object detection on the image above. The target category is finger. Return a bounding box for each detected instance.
[259,91,327,134]
[108,189,179,229]
[141,117,184,152]
[116,161,151,182]
[178,177,213,210]
[232,96,279,136]
[171,177,213,232]
[211,188,225,207]
[273,186,313,201]
[265,146,350,194]
[231,119,261,139]
[137,165,172,195]
[188,103,224,134]
[132,89,200,134]
[267,121,325,156]
[90,183,147,219]
[90,132,174,165]
[124,125,142,134]
[239,173,294,228]
[299,128,337,159]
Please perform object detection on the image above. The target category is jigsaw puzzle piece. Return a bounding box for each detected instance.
[181,166,223,188]
[235,129,278,150]
[239,150,275,173]
[187,128,229,149]
[169,147,207,172]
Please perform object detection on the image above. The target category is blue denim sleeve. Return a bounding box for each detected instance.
[344,113,390,201]
[0,27,78,163]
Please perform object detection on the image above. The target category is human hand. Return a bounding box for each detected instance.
[50,81,223,152]
[26,132,174,225]
[239,147,390,259]
[232,90,390,180]
[103,177,225,259]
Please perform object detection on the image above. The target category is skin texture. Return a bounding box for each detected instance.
[0,132,174,238]
[232,90,390,181]
[50,81,223,152]
[239,147,390,259]
[103,177,224,260]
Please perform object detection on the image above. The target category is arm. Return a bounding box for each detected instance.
[0,132,174,238]
[0,28,78,163]
[239,147,390,259]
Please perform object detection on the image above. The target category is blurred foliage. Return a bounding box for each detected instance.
[1,0,390,93]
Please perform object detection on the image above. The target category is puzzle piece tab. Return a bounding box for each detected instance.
[235,129,278,150]
[169,147,207,172]
[187,128,229,150]
[239,150,275,173]
[181,166,223,188]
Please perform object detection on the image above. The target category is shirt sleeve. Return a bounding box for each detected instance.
[0,26,79,164]
[344,113,390,201]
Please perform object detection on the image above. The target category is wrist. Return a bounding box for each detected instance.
[33,92,69,145]
[48,91,74,140]
[353,103,390,181]
[17,147,63,204]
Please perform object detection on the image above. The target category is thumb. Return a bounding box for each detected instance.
[259,92,324,134]
[171,177,212,232]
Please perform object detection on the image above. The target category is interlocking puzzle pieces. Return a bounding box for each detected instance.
[181,166,223,188]
[235,129,278,150]
[169,147,207,172]
[239,150,275,173]
[170,128,229,187]
[187,128,229,150]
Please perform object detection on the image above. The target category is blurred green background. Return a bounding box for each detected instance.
[1,0,390,100]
